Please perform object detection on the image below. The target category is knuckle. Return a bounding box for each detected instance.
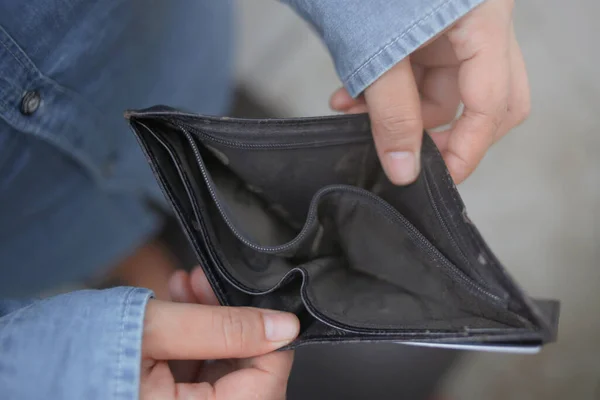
[372,110,422,150]
[376,112,422,135]
[445,149,476,184]
[514,98,531,125]
[217,308,248,354]
[497,102,509,122]
[468,108,503,134]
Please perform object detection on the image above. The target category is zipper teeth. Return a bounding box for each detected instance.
[423,171,504,300]
[177,121,368,149]
[177,122,314,253]
[176,123,504,304]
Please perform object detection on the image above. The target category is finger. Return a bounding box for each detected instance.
[443,0,512,183]
[212,351,294,400]
[420,66,460,129]
[170,359,204,385]
[190,267,220,306]
[329,87,365,111]
[411,34,459,67]
[428,127,453,153]
[197,359,239,385]
[237,350,294,382]
[143,300,300,360]
[174,382,215,400]
[346,103,369,114]
[168,270,197,303]
[168,269,218,383]
[140,361,180,399]
[494,25,531,142]
[412,63,425,88]
[364,57,423,185]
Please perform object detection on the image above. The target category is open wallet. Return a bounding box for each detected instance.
[126,106,560,353]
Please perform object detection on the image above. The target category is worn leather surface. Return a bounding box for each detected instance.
[126,106,559,349]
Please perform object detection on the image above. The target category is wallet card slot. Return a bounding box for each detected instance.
[128,120,247,306]
[313,190,506,304]
[296,191,534,331]
[175,114,372,149]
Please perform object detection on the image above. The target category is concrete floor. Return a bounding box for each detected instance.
[236,1,600,398]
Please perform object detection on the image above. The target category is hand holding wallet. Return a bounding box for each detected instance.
[126,106,559,352]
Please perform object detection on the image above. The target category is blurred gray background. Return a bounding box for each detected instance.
[234,0,600,398]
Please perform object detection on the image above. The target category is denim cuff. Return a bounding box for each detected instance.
[283,0,486,97]
[343,0,486,97]
[111,287,154,400]
[0,287,153,400]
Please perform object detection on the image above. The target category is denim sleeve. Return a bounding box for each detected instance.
[281,0,486,97]
[0,287,153,400]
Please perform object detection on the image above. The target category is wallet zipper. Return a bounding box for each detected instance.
[422,170,508,301]
[175,120,370,149]
[175,122,506,306]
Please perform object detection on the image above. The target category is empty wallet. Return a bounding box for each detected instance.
[126,106,560,351]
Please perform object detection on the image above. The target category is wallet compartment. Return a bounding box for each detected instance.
[131,115,536,335]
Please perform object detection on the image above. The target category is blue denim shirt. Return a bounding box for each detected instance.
[0,0,483,398]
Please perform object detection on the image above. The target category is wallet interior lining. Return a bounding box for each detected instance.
[138,119,532,332]
[178,117,514,303]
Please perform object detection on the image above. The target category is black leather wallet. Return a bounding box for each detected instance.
[126,106,559,351]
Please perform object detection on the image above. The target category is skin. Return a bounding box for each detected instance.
[330,0,530,186]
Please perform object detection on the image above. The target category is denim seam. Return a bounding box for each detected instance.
[342,0,484,96]
[114,287,135,400]
[0,23,119,185]
[343,0,455,83]
[0,300,39,325]
[0,24,110,121]
[0,28,37,73]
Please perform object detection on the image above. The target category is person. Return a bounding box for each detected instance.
[0,0,529,398]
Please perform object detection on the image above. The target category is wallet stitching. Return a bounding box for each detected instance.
[143,110,373,129]
[424,156,543,328]
[424,142,513,303]
[422,166,504,299]
[180,122,372,150]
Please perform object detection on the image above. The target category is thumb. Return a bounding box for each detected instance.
[142,300,299,361]
[364,57,423,185]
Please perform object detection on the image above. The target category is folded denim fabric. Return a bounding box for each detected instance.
[126,106,559,351]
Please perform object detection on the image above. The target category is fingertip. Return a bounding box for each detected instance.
[329,87,356,110]
[384,150,421,185]
[363,57,424,186]
[346,104,369,115]
[190,267,219,305]
[262,311,300,344]
[237,349,295,381]
[168,270,189,302]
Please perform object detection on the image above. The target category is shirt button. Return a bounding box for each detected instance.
[20,90,41,116]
